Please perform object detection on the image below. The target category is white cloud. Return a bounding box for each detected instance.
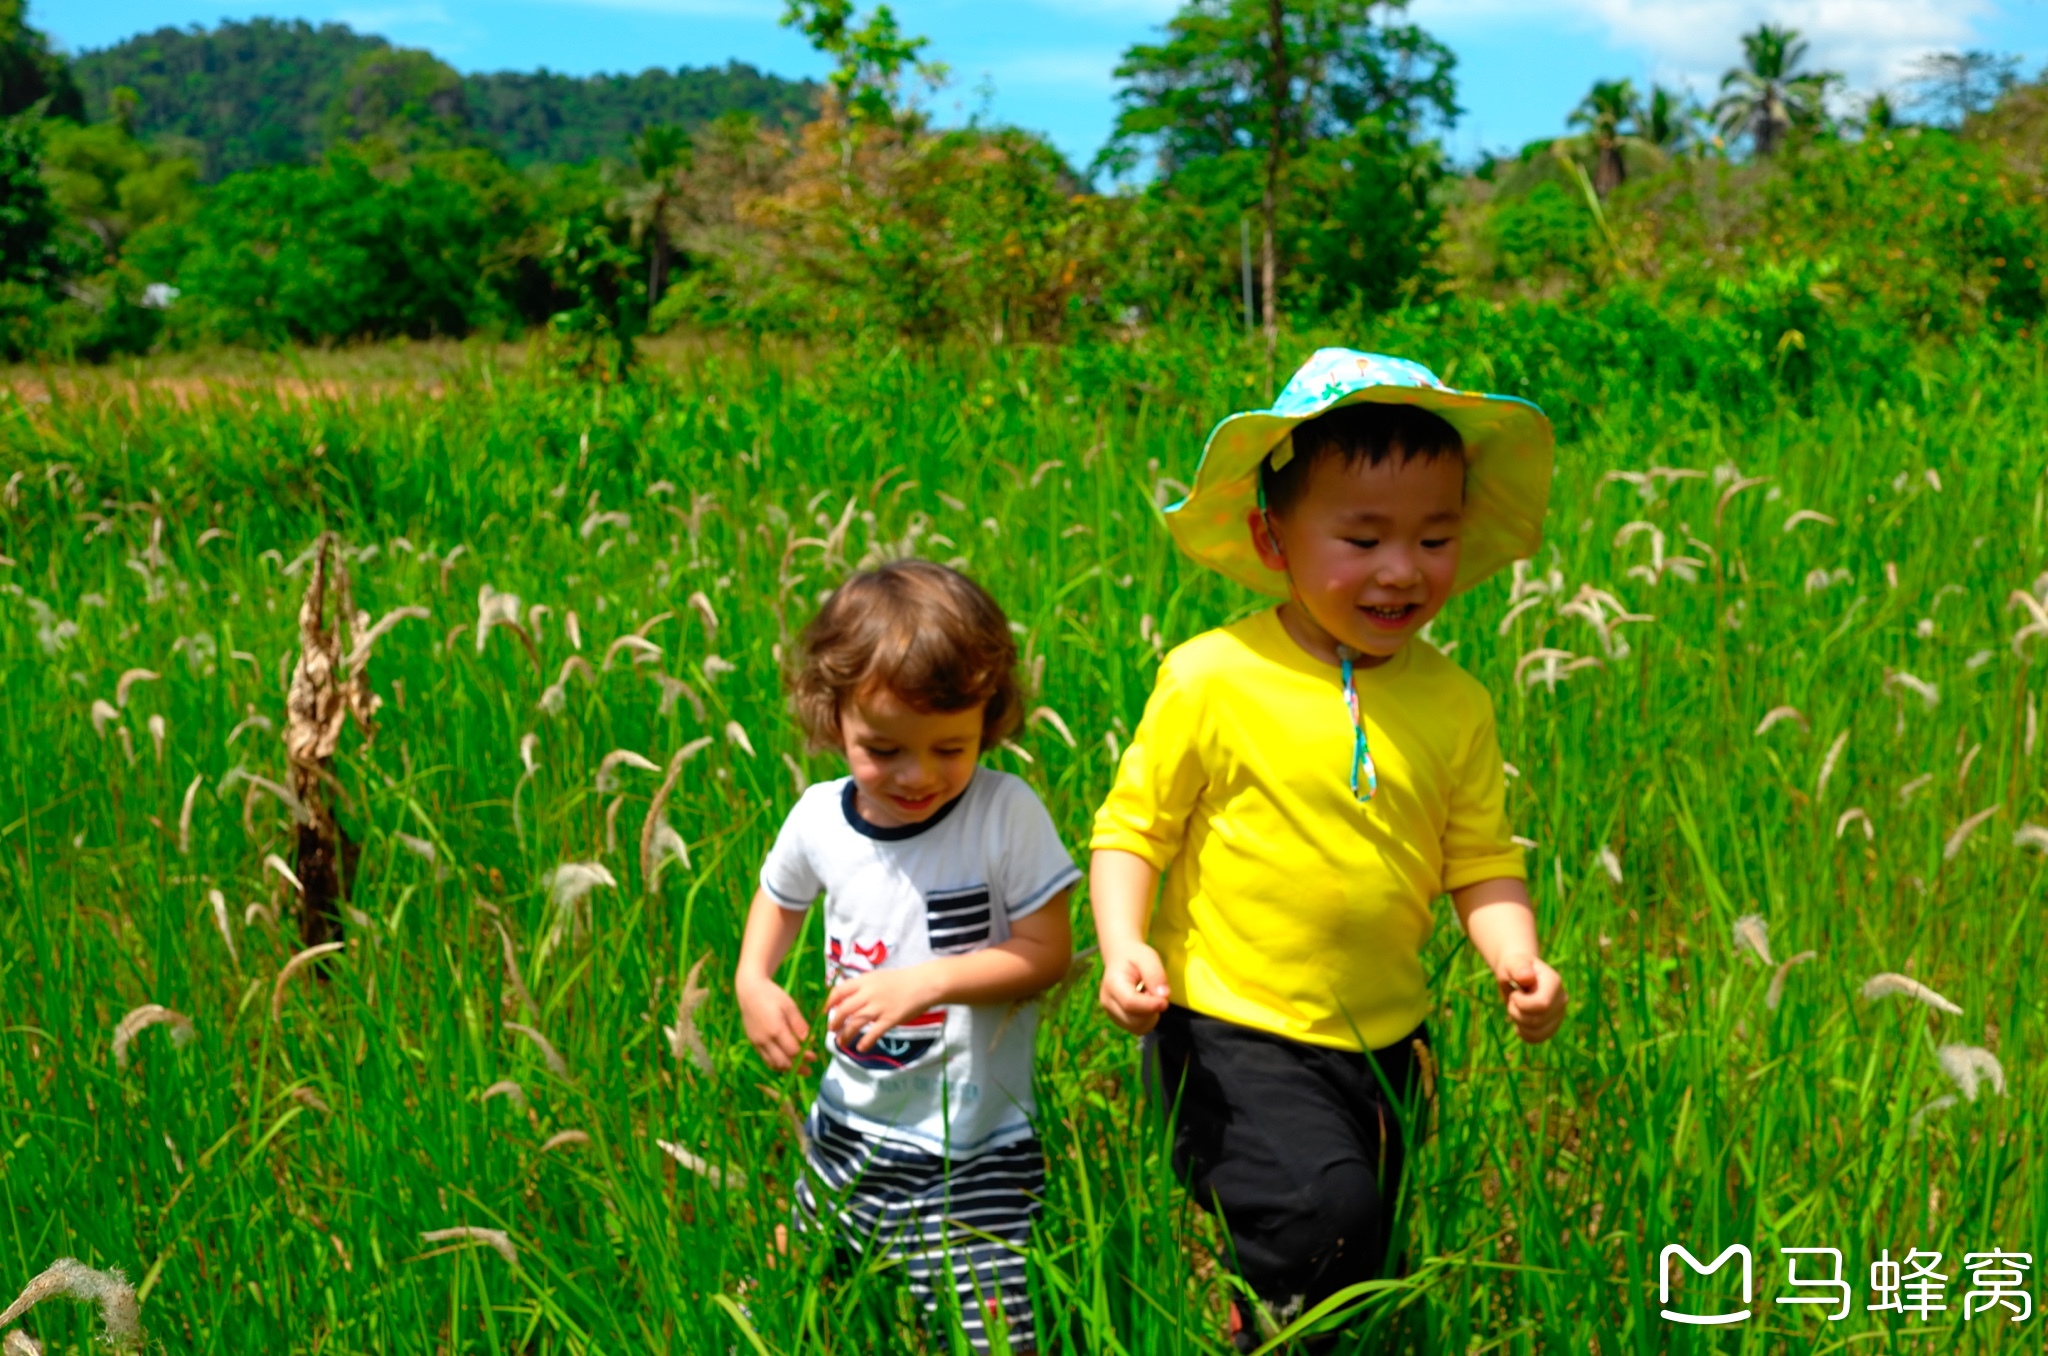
[1410,0,1989,92]
[332,3,456,32]
[984,49,1125,91]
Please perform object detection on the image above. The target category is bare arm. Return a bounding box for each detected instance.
[826,889,1075,1053]
[734,887,816,1071]
[1090,847,1170,1034]
[1451,876,1567,1044]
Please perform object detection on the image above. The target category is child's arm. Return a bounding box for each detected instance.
[1091,847,1170,1035]
[1451,876,1567,1044]
[825,890,1074,1053]
[735,887,816,1072]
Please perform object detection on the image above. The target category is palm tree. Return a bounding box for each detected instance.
[1568,78,1640,195]
[1639,85,1697,155]
[1713,24,1838,158]
[619,123,692,315]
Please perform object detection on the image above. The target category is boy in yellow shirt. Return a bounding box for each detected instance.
[1090,349,1569,1351]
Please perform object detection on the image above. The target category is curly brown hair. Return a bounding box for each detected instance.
[787,559,1024,752]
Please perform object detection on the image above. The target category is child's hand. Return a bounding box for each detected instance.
[1494,953,1567,1044]
[827,965,943,1053]
[1098,942,1170,1036]
[737,975,815,1073]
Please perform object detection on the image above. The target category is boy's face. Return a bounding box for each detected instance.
[839,685,986,828]
[1250,447,1465,665]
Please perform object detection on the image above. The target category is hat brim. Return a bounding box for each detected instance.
[1164,383,1554,599]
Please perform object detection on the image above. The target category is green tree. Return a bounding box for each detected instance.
[0,0,82,120]
[781,0,945,130]
[1567,78,1640,195]
[618,123,691,315]
[326,47,472,157]
[1639,85,1697,154]
[41,118,197,260]
[1905,51,2020,128]
[1098,0,1455,338]
[0,111,58,284]
[1712,24,1838,158]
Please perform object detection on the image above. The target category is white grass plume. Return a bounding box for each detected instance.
[114,669,159,707]
[687,590,718,637]
[5,1326,40,1354]
[1731,913,1773,966]
[208,889,237,966]
[223,769,312,826]
[344,605,430,668]
[540,1130,589,1154]
[1766,950,1817,1010]
[178,775,203,855]
[1943,804,2002,860]
[1936,1044,2006,1101]
[504,1022,569,1079]
[602,635,662,671]
[263,852,304,893]
[664,955,714,1075]
[1816,730,1849,799]
[641,747,692,894]
[90,699,119,738]
[419,1228,517,1267]
[1029,706,1078,748]
[724,720,756,757]
[652,673,705,720]
[594,749,660,792]
[1883,671,1939,707]
[494,920,538,1021]
[2016,823,2048,853]
[543,862,616,948]
[1594,845,1623,886]
[481,1079,529,1113]
[111,1005,193,1070]
[271,941,346,1020]
[1861,972,1963,1015]
[0,1257,142,1351]
[657,1139,745,1191]
[475,585,521,653]
[1753,705,1807,736]
[1907,1094,1957,1138]
[147,714,166,763]
[1834,808,1873,840]
[701,654,736,680]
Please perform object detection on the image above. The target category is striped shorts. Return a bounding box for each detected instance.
[796,1107,1044,1353]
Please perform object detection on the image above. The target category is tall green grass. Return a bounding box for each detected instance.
[0,330,2044,1353]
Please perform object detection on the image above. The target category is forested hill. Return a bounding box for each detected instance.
[69,18,817,180]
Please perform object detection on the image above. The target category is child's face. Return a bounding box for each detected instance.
[1250,448,1465,664]
[839,685,986,828]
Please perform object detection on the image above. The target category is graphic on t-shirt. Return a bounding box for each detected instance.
[926,885,993,953]
[828,933,944,1071]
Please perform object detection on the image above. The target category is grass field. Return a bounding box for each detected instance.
[1,331,2044,1354]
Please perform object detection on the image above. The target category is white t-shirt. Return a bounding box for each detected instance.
[760,768,1082,1157]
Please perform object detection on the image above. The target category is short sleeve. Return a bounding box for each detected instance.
[1089,653,1209,872]
[1440,691,1527,891]
[759,793,824,909]
[993,778,1082,921]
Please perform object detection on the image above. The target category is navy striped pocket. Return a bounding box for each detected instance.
[926,885,993,953]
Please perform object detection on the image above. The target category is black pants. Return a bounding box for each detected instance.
[1144,1005,1430,1318]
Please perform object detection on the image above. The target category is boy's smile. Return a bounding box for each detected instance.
[1249,448,1466,667]
[840,686,986,827]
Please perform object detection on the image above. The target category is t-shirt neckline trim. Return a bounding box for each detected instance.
[841,774,973,841]
[1248,606,1418,685]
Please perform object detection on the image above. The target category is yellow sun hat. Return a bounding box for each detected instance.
[1165,348,1555,599]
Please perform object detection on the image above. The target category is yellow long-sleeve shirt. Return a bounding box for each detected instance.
[1090,608,1525,1051]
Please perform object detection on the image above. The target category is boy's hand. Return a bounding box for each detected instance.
[1099,942,1170,1036]
[1494,953,1567,1044]
[737,975,815,1073]
[827,965,943,1053]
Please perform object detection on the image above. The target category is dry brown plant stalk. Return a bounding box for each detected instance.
[284,534,377,950]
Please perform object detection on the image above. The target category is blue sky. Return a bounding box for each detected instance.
[46,0,2048,174]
